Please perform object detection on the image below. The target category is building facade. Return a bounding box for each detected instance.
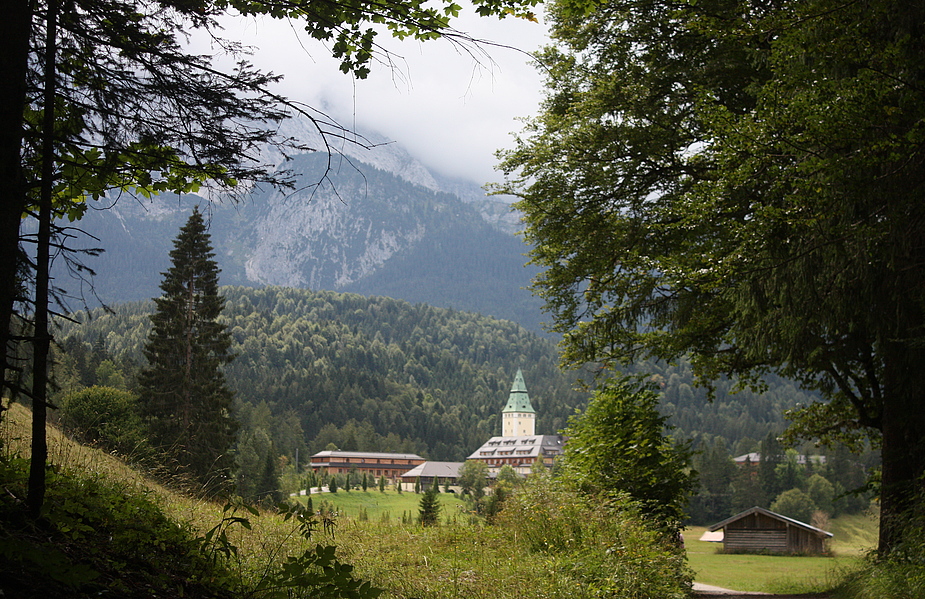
[309,450,424,481]
[467,370,565,475]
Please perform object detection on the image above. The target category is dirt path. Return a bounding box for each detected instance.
[693,582,830,599]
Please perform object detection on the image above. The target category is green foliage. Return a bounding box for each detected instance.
[497,473,692,598]
[222,0,539,80]
[59,386,148,458]
[250,503,383,599]
[0,453,239,598]
[496,465,520,489]
[806,474,836,516]
[835,482,925,597]
[60,286,588,462]
[418,479,441,527]
[771,489,818,524]
[497,0,925,553]
[457,460,488,500]
[137,208,237,494]
[558,376,696,537]
[687,437,735,525]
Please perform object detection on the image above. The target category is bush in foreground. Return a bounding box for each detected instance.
[498,472,692,599]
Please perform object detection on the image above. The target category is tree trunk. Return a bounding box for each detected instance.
[878,340,925,554]
[0,1,33,408]
[26,0,58,518]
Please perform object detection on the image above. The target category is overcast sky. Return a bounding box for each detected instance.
[206,9,551,185]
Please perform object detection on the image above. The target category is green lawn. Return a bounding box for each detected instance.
[683,514,877,593]
[293,488,472,524]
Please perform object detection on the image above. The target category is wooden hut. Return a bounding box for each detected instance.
[708,506,833,555]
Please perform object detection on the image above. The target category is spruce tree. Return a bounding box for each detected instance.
[418,478,441,526]
[139,208,237,495]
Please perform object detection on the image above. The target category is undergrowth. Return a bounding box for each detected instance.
[0,403,380,599]
[333,472,693,599]
[831,493,925,599]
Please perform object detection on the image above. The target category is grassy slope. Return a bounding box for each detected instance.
[0,404,340,597]
[3,404,690,599]
[683,515,878,593]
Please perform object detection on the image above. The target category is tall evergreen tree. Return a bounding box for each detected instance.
[418,477,441,526]
[139,208,237,494]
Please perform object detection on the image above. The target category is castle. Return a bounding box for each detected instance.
[466,369,565,476]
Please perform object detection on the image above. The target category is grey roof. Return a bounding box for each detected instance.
[400,461,464,479]
[708,506,833,537]
[467,435,565,460]
[502,369,535,414]
[733,452,826,465]
[310,450,424,461]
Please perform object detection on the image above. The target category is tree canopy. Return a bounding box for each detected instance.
[558,376,696,538]
[497,0,925,553]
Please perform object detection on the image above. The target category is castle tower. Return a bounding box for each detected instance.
[502,369,536,437]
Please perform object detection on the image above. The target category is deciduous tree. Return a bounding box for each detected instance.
[497,0,924,554]
[557,376,696,538]
[457,459,488,500]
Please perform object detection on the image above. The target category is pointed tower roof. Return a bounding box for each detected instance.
[502,369,535,414]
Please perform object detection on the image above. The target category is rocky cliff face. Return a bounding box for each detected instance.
[62,129,543,332]
[242,156,431,289]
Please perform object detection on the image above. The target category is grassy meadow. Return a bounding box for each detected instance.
[1,403,691,599]
[301,485,880,595]
[4,401,894,598]
[683,514,877,594]
[293,486,472,525]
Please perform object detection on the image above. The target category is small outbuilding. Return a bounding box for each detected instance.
[708,506,833,555]
[399,461,464,492]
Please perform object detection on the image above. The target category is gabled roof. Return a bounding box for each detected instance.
[708,506,833,537]
[400,461,464,479]
[467,435,565,460]
[502,369,535,414]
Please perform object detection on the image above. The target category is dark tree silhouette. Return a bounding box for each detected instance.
[139,208,237,494]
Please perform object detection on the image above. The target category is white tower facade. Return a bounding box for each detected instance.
[502,369,536,437]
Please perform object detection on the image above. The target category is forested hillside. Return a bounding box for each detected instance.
[56,286,585,462]
[56,285,836,461]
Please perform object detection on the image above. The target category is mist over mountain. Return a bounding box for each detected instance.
[60,132,544,332]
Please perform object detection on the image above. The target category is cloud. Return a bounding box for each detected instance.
[200,8,549,184]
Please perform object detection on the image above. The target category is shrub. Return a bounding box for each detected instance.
[771,488,818,523]
[557,375,696,539]
[497,472,692,599]
[59,386,149,458]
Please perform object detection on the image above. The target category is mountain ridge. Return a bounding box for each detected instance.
[60,138,544,332]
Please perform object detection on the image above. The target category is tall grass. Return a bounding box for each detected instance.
[2,403,693,599]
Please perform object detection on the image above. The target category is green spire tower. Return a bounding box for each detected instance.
[502,369,536,437]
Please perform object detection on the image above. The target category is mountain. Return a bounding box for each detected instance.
[59,143,544,332]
